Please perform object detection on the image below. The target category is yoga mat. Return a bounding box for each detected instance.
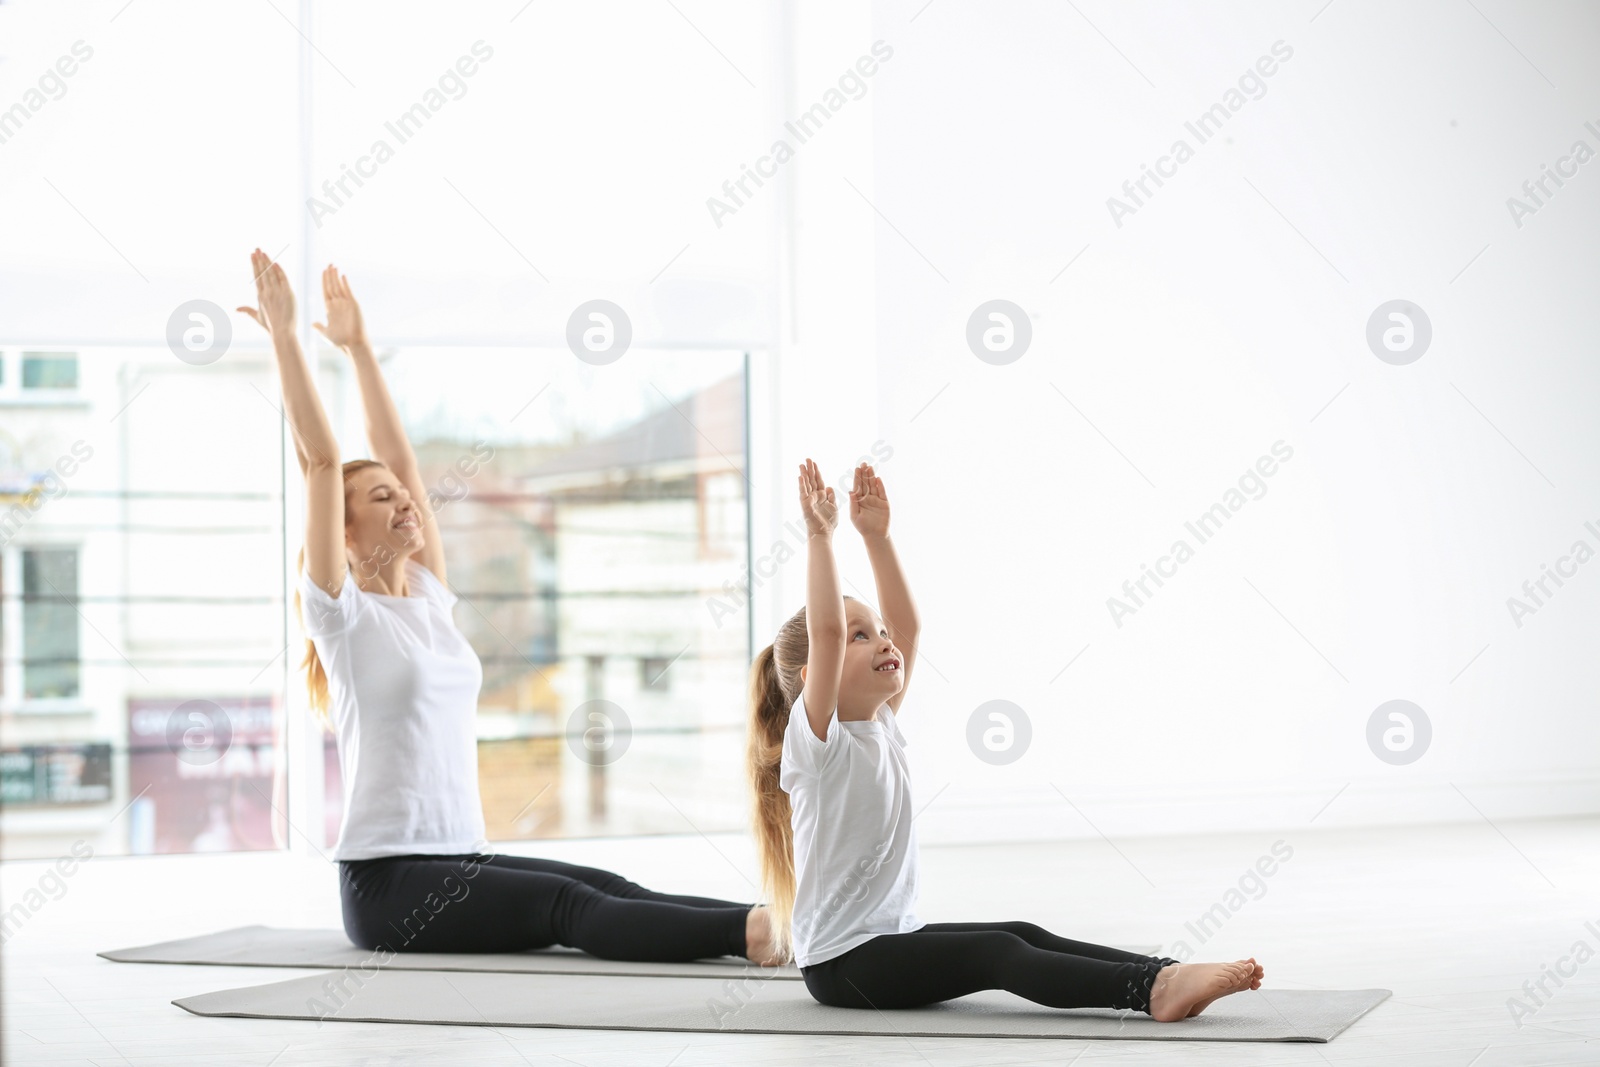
[100,925,804,980]
[102,924,1161,982]
[175,968,1390,1042]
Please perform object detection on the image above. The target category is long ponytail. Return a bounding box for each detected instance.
[293,543,332,730]
[746,598,854,964]
[292,458,385,729]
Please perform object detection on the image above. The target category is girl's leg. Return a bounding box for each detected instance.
[340,855,748,961]
[802,926,1175,1012]
[479,853,754,910]
[921,920,1158,965]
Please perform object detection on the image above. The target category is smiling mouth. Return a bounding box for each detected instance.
[393,518,419,531]
[875,661,900,673]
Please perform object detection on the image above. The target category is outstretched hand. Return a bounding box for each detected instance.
[237,248,296,338]
[797,458,838,538]
[848,463,890,539]
[313,264,367,351]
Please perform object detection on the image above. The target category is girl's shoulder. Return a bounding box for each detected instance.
[781,690,837,776]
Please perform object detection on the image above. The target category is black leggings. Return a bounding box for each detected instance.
[801,921,1178,1013]
[339,852,753,962]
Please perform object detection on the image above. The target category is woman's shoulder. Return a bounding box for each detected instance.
[405,557,459,608]
[299,564,363,640]
[299,562,357,606]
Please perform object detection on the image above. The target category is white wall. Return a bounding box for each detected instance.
[757,0,1600,843]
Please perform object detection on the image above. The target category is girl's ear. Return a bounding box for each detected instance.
[799,664,807,685]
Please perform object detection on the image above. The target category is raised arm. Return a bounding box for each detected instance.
[849,463,919,714]
[238,249,345,599]
[797,459,845,742]
[314,265,447,584]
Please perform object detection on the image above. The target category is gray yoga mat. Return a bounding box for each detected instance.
[175,968,1390,1042]
[102,924,1161,982]
[100,925,804,980]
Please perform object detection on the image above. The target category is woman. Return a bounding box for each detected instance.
[241,249,779,964]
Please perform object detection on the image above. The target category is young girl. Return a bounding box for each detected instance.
[746,458,1264,1019]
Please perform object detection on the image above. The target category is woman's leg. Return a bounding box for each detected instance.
[340,855,749,961]
[801,924,1177,1012]
[474,855,783,964]
[479,853,754,910]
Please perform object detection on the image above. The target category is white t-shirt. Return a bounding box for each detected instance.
[298,556,487,861]
[780,691,923,967]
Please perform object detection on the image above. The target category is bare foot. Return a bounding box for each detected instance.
[1148,960,1257,1022]
[745,906,784,966]
[1185,958,1263,1017]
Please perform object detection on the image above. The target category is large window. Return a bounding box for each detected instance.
[0,347,753,858]
[0,0,778,859]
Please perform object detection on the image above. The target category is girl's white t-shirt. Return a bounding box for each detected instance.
[298,557,487,861]
[779,692,923,968]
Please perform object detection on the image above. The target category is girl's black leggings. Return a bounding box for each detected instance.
[339,852,753,962]
[801,921,1179,1013]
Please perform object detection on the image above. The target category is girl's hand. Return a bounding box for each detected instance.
[848,462,890,539]
[313,264,367,351]
[237,248,296,338]
[798,458,838,538]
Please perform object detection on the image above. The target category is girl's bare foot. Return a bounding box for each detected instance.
[1148,959,1257,1022]
[1185,957,1263,1017]
[745,906,783,966]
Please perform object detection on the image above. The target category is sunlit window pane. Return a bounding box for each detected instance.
[305,2,777,347]
[1,349,292,857]
[315,350,750,844]
[0,1,301,344]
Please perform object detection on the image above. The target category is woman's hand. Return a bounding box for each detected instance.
[798,458,838,538]
[313,264,368,351]
[848,462,890,539]
[236,248,296,338]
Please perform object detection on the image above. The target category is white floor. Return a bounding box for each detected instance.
[5,817,1598,1066]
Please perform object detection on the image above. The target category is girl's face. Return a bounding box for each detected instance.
[840,601,902,708]
[344,465,423,572]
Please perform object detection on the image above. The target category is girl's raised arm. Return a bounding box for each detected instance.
[239,249,346,599]
[314,266,448,585]
[850,463,920,714]
[797,458,845,741]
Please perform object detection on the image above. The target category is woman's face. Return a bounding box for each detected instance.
[344,465,422,574]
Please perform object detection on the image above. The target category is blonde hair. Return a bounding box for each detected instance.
[293,458,387,728]
[746,596,857,964]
